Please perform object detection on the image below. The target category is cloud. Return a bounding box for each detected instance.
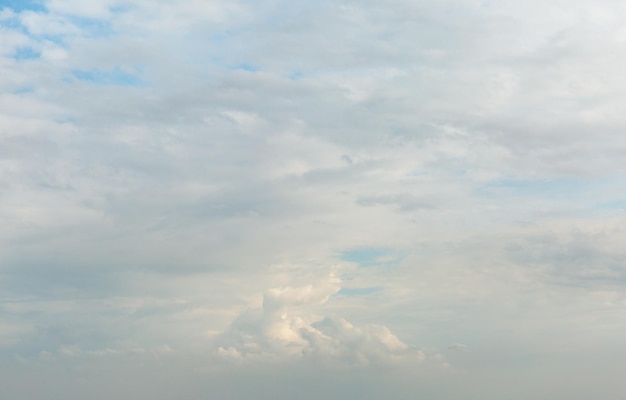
[447,342,467,352]
[215,276,427,367]
[3,0,626,398]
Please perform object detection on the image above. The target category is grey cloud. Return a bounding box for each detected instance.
[506,231,626,288]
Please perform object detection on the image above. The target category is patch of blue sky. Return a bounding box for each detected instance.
[0,14,24,31]
[230,63,260,72]
[38,34,66,47]
[109,4,132,14]
[0,0,45,13]
[71,67,147,87]
[340,247,402,268]
[338,287,383,297]
[11,86,35,94]
[290,70,304,80]
[13,46,40,60]
[68,16,113,37]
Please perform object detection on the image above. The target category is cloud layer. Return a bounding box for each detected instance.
[3,0,626,399]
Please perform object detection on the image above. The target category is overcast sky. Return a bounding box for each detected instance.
[2,0,626,398]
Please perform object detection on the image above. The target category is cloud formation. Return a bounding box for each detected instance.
[215,276,426,367]
[3,0,626,398]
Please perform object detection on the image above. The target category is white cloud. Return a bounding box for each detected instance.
[215,276,427,367]
[3,0,626,398]
[19,11,81,36]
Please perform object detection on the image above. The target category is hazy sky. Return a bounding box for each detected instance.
[2,0,626,398]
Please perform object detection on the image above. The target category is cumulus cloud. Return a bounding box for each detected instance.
[215,276,426,367]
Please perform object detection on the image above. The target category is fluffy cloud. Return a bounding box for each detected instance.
[215,276,427,366]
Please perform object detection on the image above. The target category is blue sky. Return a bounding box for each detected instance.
[340,247,401,267]
[71,67,146,86]
[3,0,626,399]
[0,0,45,12]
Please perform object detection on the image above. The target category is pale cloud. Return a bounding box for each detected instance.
[215,276,427,366]
[19,10,82,36]
[45,0,118,19]
[3,0,626,398]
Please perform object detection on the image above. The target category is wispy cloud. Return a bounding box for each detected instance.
[3,0,626,399]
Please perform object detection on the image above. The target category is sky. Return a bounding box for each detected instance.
[2,0,626,398]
